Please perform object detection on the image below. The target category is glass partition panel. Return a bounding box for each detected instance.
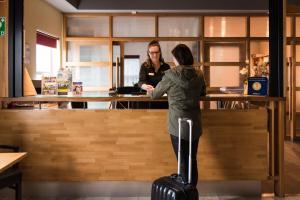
[297,66,300,87]
[250,41,269,76]
[67,16,109,37]
[286,17,291,37]
[210,66,240,87]
[296,17,300,37]
[113,45,121,63]
[124,42,148,64]
[297,91,300,112]
[124,41,199,67]
[250,41,269,55]
[67,42,109,62]
[287,45,291,90]
[209,46,240,62]
[113,45,121,87]
[160,41,199,62]
[71,66,109,90]
[250,17,269,37]
[296,46,300,62]
[124,57,140,86]
[113,16,155,37]
[159,17,200,37]
[286,45,291,58]
[204,17,246,37]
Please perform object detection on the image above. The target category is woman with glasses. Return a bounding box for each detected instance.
[138,40,170,91]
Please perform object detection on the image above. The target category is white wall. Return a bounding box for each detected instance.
[24,0,63,79]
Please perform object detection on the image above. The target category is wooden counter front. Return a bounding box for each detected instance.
[0,109,268,181]
[0,93,285,103]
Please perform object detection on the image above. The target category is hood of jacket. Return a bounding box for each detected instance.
[165,65,201,89]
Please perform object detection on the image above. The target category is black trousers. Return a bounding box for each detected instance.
[170,134,199,187]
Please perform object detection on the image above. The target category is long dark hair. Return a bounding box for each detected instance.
[171,44,194,66]
[146,40,164,66]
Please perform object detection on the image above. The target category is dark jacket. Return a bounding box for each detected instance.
[138,62,170,88]
[149,65,206,141]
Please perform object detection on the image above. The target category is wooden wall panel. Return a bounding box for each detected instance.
[200,110,268,180]
[0,109,268,181]
[0,0,8,97]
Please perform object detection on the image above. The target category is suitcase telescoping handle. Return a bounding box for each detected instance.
[178,118,193,184]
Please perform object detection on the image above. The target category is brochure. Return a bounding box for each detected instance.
[41,75,57,95]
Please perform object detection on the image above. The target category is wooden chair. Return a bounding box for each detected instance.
[0,145,22,200]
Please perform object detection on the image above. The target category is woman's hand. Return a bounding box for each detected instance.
[146,87,154,96]
[141,84,154,91]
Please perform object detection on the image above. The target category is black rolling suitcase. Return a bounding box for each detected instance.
[151,118,199,200]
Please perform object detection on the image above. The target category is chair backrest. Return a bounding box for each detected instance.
[0,145,19,152]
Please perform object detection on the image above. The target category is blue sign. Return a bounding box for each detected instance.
[248,77,268,96]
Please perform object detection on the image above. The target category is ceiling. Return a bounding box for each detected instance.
[44,0,268,13]
[44,0,300,13]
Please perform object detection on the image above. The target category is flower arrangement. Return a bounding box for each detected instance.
[239,55,269,95]
[240,59,250,84]
[251,54,269,77]
[240,66,249,83]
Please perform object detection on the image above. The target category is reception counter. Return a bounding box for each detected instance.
[0,94,285,196]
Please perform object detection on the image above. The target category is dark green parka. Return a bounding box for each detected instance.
[149,65,206,141]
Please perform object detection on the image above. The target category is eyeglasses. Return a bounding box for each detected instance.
[149,51,160,55]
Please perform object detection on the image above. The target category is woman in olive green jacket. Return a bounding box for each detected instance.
[147,44,206,187]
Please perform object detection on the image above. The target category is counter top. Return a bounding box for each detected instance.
[0,92,285,102]
[0,152,27,173]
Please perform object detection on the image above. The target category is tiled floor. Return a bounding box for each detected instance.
[0,195,299,200]
[1,195,300,200]
[16,196,300,200]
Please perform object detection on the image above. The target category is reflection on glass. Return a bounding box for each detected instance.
[113,45,121,87]
[297,91,300,112]
[67,16,109,37]
[295,17,300,37]
[250,41,269,73]
[160,41,199,62]
[210,66,240,87]
[250,41,269,55]
[287,57,292,87]
[67,42,109,62]
[113,45,121,63]
[286,45,291,58]
[113,16,155,37]
[297,66,300,87]
[209,46,240,62]
[296,46,300,62]
[124,58,140,86]
[112,65,116,88]
[286,17,291,37]
[250,17,269,37]
[71,66,109,90]
[124,42,148,66]
[159,17,200,37]
[250,41,269,56]
[204,17,246,37]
